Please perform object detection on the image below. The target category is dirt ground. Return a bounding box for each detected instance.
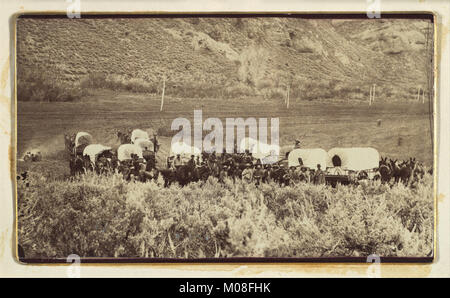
[16,90,434,177]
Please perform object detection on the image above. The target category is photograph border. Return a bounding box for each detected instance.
[2,0,448,278]
[13,11,438,264]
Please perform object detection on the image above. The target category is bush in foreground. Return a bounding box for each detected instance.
[17,172,433,259]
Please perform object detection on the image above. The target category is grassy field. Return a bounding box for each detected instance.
[17,89,433,174]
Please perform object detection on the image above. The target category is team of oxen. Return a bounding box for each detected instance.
[63,129,428,188]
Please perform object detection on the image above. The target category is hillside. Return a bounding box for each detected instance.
[16,16,434,101]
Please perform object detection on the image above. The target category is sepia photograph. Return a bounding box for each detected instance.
[15,13,435,262]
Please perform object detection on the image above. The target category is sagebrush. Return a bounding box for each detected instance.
[17,171,433,259]
[17,67,87,102]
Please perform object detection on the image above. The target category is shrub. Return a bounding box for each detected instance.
[80,73,159,94]
[18,171,434,259]
[17,68,87,102]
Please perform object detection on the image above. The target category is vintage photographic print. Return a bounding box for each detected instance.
[15,14,435,262]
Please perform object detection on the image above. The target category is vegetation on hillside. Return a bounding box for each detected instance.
[16,17,433,102]
[17,67,88,102]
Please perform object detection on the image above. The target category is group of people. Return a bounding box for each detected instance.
[116,152,158,182]
[66,133,332,187]
[69,145,158,181]
[162,142,327,187]
[239,162,326,186]
[66,128,160,179]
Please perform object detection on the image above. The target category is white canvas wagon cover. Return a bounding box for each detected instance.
[327,147,380,171]
[239,137,280,160]
[75,132,93,148]
[131,129,149,144]
[83,144,112,163]
[117,144,143,161]
[252,143,280,164]
[288,148,327,169]
[134,138,154,151]
[170,141,201,161]
[239,137,259,153]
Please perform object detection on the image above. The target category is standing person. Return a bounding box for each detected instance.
[289,166,299,185]
[187,155,196,168]
[270,164,280,184]
[299,166,310,183]
[282,166,291,186]
[173,154,183,170]
[218,165,227,184]
[263,164,271,184]
[126,128,132,143]
[152,133,159,153]
[313,164,326,185]
[143,147,155,168]
[110,152,119,172]
[191,155,202,182]
[186,155,196,181]
[233,163,243,182]
[241,164,253,184]
[195,155,201,167]
[243,149,253,164]
[253,164,264,186]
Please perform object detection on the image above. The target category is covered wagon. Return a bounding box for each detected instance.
[134,138,154,152]
[74,132,93,156]
[169,141,202,163]
[117,144,147,181]
[239,137,259,153]
[117,144,143,161]
[83,144,113,172]
[325,147,380,186]
[83,144,112,164]
[239,137,280,164]
[131,129,149,144]
[288,148,327,170]
[252,143,280,164]
[135,138,157,167]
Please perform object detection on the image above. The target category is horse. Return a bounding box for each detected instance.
[140,167,159,183]
[159,164,194,187]
[379,157,392,184]
[69,155,85,176]
[270,166,289,186]
[196,164,212,182]
[388,157,418,185]
[399,159,415,185]
[159,168,176,187]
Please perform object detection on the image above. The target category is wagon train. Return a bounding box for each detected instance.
[21,129,426,188]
